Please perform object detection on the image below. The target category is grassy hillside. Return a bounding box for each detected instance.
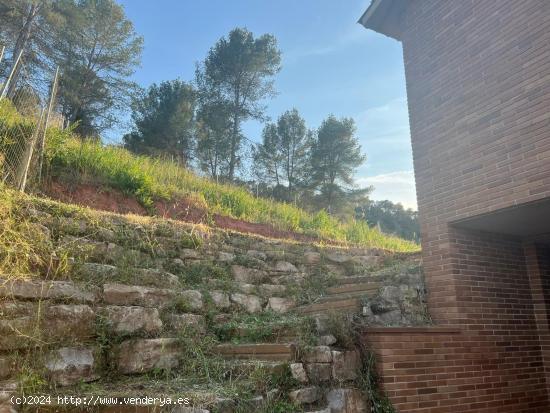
[1,101,419,252]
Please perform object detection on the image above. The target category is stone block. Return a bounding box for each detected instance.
[304,409,330,413]
[0,279,98,303]
[274,261,298,272]
[305,363,332,383]
[45,347,98,386]
[303,252,321,265]
[134,268,180,287]
[180,249,200,260]
[103,283,174,307]
[236,283,257,294]
[230,293,262,313]
[172,407,210,413]
[0,358,12,380]
[0,302,94,350]
[302,346,332,363]
[231,266,268,284]
[44,304,96,341]
[332,350,360,381]
[289,386,321,405]
[325,253,351,264]
[266,297,295,314]
[258,284,287,296]
[210,291,231,310]
[179,290,203,312]
[79,262,117,278]
[326,388,368,413]
[116,338,180,374]
[290,363,308,384]
[318,334,337,346]
[101,306,162,335]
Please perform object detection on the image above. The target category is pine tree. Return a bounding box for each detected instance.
[310,115,369,214]
[195,27,281,180]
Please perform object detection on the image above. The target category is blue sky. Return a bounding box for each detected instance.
[116,0,417,209]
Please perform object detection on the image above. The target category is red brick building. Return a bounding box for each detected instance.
[359,1,550,411]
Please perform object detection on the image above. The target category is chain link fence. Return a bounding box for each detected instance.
[0,44,59,192]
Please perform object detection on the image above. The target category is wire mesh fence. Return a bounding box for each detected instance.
[0,44,59,192]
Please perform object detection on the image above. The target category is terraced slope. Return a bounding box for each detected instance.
[0,192,426,413]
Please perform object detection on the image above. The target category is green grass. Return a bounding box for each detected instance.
[1,100,420,252]
[45,138,419,251]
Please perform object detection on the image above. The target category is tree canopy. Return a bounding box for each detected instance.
[310,115,369,214]
[123,80,195,164]
[253,108,312,202]
[0,6,414,236]
[356,200,420,242]
[52,0,143,136]
[195,27,281,181]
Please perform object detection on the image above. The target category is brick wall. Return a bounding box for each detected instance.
[364,327,548,413]
[525,242,550,395]
[402,0,550,322]
[361,0,550,411]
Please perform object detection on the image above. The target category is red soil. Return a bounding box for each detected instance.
[45,181,147,215]
[43,181,330,244]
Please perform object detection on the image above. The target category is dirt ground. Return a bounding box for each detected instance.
[44,180,335,244]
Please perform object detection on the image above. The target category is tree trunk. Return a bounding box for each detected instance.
[6,2,41,98]
[228,112,239,181]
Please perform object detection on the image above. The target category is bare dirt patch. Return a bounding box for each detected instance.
[44,181,147,215]
[43,181,332,244]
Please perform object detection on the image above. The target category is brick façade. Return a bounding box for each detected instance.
[360,0,550,411]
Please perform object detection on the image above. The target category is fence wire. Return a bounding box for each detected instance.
[0,46,59,192]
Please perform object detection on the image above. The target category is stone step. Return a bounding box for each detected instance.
[332,276,380,285]
[316,292,372,303]
[296,298,363,315]
[0,278,99,303]
[316,290,377,303]
[325,282,380,297]
[223,359,289,377]
[229,325,299,343]
[213,343,297,361]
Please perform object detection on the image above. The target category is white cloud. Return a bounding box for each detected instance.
[357,170,418,210]
[286,22,376,62]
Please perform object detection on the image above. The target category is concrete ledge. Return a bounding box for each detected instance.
[363,327,462,334]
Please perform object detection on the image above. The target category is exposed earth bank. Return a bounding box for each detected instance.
[43,180,339,245]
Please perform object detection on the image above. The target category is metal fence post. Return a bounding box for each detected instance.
[37,66,59,184]
[0,50,23,100]
[16,107,45,192]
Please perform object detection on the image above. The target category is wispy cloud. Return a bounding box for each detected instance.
[355,97,410,144]
[286,20,376,62]
[357,170,418,210]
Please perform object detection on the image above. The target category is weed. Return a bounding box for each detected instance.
[0,186,67,278]
[323,312,358,350]
[287,267,337,305]
[94,315,117,376]
[175,325,229,384]
[175,261,231,286]
[233,254,265,269]
[17,367,47,396]
[356,345,396,413]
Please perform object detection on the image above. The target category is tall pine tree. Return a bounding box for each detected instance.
[195,27,281,181]
[310,115,369,214]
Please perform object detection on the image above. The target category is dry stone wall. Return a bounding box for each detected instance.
[0,202,426,412]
